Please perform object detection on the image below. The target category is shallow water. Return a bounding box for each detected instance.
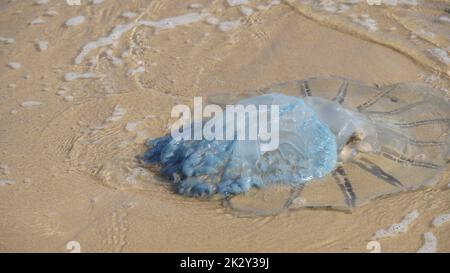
[55,0,449,195]
[286,0,450,78]
[0,0,449,252]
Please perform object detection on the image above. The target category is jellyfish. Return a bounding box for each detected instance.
[143,77,449,215]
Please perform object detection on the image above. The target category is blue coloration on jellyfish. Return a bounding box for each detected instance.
[144,93,337,198]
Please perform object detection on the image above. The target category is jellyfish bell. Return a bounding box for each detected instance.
[303,96,381,162]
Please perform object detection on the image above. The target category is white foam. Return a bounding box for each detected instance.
[416,232,437,253]
[350,13,378,32]
[417,29,435,39]
[140,13,210,30]
[121,50,130,58]
[239,6,254,16]
[35,0,49,5]
[424,74,438,84]
[74,12,208,64]
[56,90,66,96]
[320,0,338,13]
[63,96,74,102]
[65,16,86,26]
[64,72,102,81]
[205,16,220,25]
[227,0,249,7]
[218,20,241,32]
[30,18,45,25]
[189,3,204,9]
[428,48,450,65]
[121,12,138,19]
[107,106,126,122]
[90,0,105,4]
[439,16,450,24]
[256,0,281,11]
[345,0,363,4]
[364,0,418,5]
[8,83,16,88]
[386,0,419,5]
[127,65,145,76]
[110,55,123,66]
[7,62,21,70]
[21,101,43,107]
[35,40,48,51]
[338,4,350,13]
[0,37,15,44]
[432,213,450,227]
[43,10,58,17]
[0,180,15,186]
[372,210,419,240]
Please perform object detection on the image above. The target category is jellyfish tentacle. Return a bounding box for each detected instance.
[333,166,357,208]
[404,138,446,147]
[352,158,404,188]
[381,148,442,169]
[365,101,425,115]
[333,79,349,104]
[357,87,394,112]
[382,130,447,147]
[283,184,306,209]
[394,118,450,128]
[298,80,312,97]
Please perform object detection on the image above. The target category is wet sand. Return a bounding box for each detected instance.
[0,0,449,252]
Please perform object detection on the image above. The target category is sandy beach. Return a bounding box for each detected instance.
[0,0,449,253]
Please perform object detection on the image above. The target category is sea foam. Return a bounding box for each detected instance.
[74,13,208,65]
[416,232,437,253]
[0,180,15,186]
[372,210,419,240]
[432,213,450,228]
[65,16,86,27]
